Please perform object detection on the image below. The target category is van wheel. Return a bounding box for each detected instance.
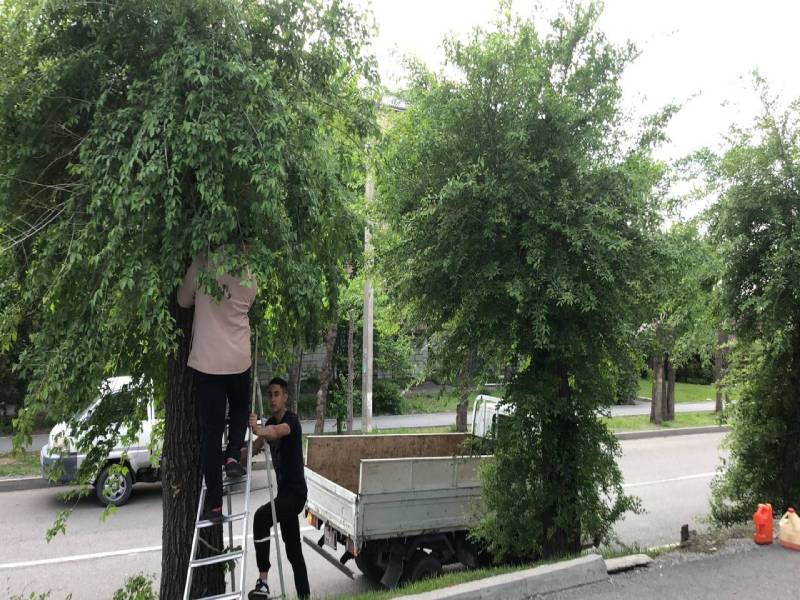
[95,463,133,507]
[404,551,442,582]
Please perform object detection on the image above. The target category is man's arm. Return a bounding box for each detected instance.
[177,258,199,308]
[249,412,290,440]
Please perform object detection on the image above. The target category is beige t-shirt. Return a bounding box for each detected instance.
[177,255,257,375]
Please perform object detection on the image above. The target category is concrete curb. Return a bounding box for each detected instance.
[0,476,50,492]
[605,553,653,573]
[392,554,608,600]
[614,425,728,441]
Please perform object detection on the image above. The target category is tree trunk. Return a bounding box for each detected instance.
[455,396,469,432]
[289,346,304,414]
[161,293,224,599]
[346,313,354,433]
[455,352,476,433]
[314,321,338,435]
[714,330,729,413]
[540,359,582,557]
[665,357,675,421]
[650,356,665,425]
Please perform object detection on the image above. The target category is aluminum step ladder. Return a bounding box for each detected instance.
[183,338,287,600]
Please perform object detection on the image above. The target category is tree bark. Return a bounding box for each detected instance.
[161,293,224,599]
[346,313,354,433]
[289,346,304,415]
[314,321,338,435]
[714,330,729,413]
[650,356,665,425]
[665,357,675,421]
[455,396,469,432]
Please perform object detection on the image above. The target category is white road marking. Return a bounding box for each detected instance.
[0,526,316,571]
[623,472,716,489]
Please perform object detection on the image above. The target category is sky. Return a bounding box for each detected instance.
[358,0,800,214]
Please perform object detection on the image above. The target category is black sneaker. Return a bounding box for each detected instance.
[200,506,223,525]
[248,578,270,599]
[224,458,246,479]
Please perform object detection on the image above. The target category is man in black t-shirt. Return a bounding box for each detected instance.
[247,377,309,599]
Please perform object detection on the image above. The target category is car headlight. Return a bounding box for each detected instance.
[50,435,72,455]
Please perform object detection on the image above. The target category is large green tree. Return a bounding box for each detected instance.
[642,222,720,423]
[709,82,800,524]
[0,0,376,596]
[377,4,669,559]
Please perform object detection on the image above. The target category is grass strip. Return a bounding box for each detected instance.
[0,450,41,478]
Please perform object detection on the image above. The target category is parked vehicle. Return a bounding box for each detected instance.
[303,397,506,588]
[470,394,510,438]
[40,376,161,507]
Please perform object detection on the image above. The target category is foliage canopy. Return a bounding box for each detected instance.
[378,4,669,558]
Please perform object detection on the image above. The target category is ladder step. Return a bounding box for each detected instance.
[196,593,243,600]
[222,476,249,488]
[203,476,271,491]
[197,511,247,529]
[224,485,269,497]
[190,549,244,568]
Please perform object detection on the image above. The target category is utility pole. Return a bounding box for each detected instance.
[361,171,375,433]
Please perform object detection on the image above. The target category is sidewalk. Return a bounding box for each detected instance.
[545,542,797,599]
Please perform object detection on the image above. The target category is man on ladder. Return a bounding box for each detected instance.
[178,249,254,524]
[248,377,310,599]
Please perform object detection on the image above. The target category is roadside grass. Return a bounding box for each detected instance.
[599,542,673,560]
[399,390,469,414]
[677,522,752,554]
[0,450,40,478]
[637,378,717,403]
[602,411,721,432]
[334,564,530,600]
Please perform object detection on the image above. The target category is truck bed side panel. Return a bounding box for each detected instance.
[356,456,488,541]
[305,467,358,538]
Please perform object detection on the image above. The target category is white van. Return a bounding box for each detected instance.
[40,376,161,507]
[471,394,511,438]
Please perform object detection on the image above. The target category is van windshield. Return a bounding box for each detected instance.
[72,389,138,424]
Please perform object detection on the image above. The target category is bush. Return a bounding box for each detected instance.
[112,574,156,600]
[372,380,403,415]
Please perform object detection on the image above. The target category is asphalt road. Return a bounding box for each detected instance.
[545,542,796,600]
[0,431,726,599]
[0,400,716,453]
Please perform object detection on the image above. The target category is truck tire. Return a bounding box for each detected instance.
[95,463,133,507]
[404,551,442,582]
[356,542,386,581]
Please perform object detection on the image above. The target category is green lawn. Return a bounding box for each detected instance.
[0,450,41,478]
[399,390,465,414]
[402,379,718,414]
[603,411,721,432]
[637,378,716,403]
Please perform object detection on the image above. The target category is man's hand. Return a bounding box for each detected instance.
[249,412,270,438]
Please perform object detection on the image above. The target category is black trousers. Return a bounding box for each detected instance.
[194,368,250,509]
[253,489,310,598]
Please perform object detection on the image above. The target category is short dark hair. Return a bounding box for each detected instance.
[268,377,288,393]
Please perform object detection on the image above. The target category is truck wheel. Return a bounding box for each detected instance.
[355,547,385,581]
[404,551,442,582]
[95,463,133,507]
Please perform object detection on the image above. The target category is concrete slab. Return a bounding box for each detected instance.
[605,553,653,573]
[394,554,608,600]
